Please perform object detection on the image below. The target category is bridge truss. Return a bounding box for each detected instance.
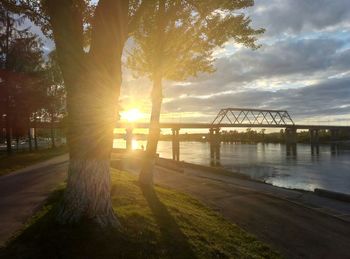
[211,108,295,126]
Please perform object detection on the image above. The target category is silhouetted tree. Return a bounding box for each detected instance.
[128,0,264,185]
[0,3,45,153]
[43,50,66,148]
[4,0,152,227]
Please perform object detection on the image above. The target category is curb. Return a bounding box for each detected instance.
[182,161,255,181]
[314,188,350,203]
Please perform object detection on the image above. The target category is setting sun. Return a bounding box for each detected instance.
[121,108,143,122]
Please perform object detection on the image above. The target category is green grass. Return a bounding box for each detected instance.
[0,146,67,176]
[0,169,280,259]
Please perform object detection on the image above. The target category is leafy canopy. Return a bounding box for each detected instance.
[128,0,264,82]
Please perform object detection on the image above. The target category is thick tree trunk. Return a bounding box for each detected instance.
[45,0,128,227]
[57,159,117,226]
[5,123,12,154]
[34,127,38,151]
[56,72,121,227]
[139,1,165,186]
[16,135,19,151]
[50,113,56,149]
[139,77,163,185]
[27,127,32,152]
[56,117,118,224]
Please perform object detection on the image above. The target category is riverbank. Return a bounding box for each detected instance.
[0,168,279,258]
[116,141,350,195]
[0,146,67,177]
[120,154,350,222]
[112,149,350,205]
[182,159,350,204]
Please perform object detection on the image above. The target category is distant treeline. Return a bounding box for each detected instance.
[115,128,350,144]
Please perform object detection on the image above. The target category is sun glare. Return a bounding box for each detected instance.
[132,139,139,150]
[121,108,143,122]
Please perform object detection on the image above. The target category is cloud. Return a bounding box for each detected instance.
[249,0,350,36]
[164,37,350,98]
[163,76,350,123]
[122,0,350,125]
[22,0,349,125]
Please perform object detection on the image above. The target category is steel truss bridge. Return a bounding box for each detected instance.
[211,108,294,127]
[26,108,350,131]
[114,108,349,131]
[114,107,349,160]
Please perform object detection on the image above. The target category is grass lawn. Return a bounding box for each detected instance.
[0,146,67,176]
[0,169,280,259]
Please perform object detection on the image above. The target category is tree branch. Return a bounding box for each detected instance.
[43,0,85,88]
[128,0,151,34]
[89,0,129,60]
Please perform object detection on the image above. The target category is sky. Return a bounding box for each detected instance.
[120,0,350,127]
[35,0,350,127]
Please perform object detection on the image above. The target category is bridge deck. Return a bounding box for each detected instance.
[1,122,349,130]
[116,122,350,130]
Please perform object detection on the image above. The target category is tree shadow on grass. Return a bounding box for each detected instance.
[140,184,197,259]
[0,189,159,259]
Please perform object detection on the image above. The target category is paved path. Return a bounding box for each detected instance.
[150,166,350,259]
[0,154,68,246]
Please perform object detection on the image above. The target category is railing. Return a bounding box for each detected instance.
[211,108,295,126]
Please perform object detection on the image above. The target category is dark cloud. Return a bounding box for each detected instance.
[164,37,350,98]
[163,77,350,122]
[249,0,350,36]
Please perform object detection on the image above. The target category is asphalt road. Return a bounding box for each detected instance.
[0,154,68,246]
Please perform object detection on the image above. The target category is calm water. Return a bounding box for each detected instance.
[114,139,350,194]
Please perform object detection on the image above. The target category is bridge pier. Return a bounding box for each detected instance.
[286,144,297,157]
[331,143,339,155]
[330,129,339,142]
[172,128,180,161]
[309,129,319,145]
[125,128,133,151]
[311,144,320,156]
[285,128,297,157]
[209,128,221,166]
[285,128,297,145]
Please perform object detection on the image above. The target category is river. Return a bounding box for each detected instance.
[113,139,350,195]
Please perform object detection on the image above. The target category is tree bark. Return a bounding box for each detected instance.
[139,77,163,186]
[5,116,12,154]
[16,135,19,151]
[27,127,32,152]
[57,159,117,226]
[57,71,121,226]
[55,65,122,226]
[34,125,38,151]
[139,1,165,186]
[50,113,55,148]
[4,12,12,155]
[44,0,128,227]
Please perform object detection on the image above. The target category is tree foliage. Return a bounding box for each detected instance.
[0,3,49,152]
[128,0,264,81]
